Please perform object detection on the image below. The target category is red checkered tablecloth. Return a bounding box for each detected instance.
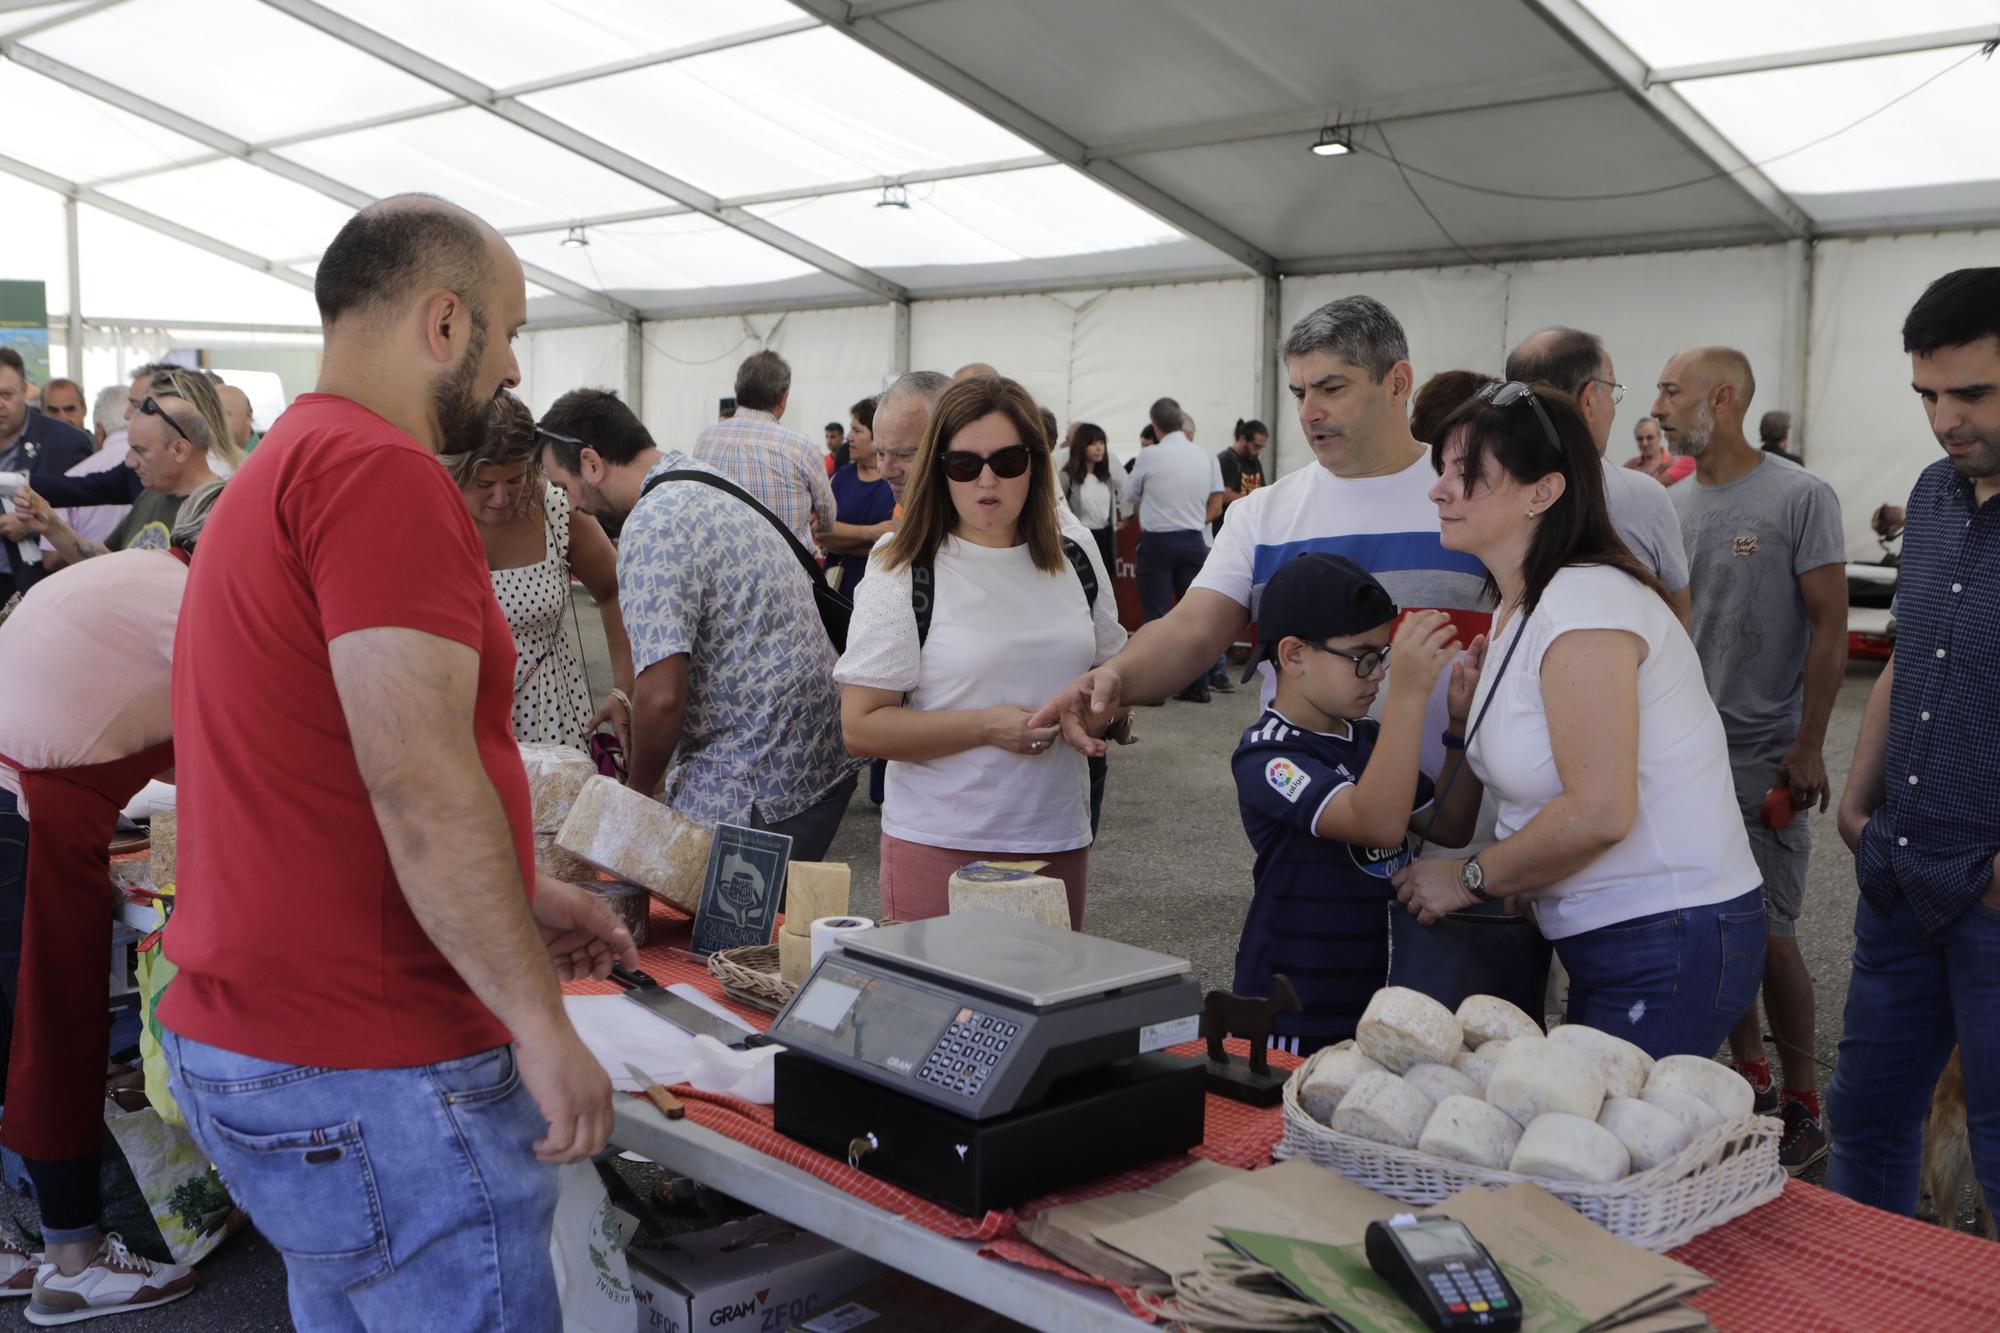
[573,905,2000,1329]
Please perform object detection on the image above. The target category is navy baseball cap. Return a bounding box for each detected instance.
[1241,552,1399,683]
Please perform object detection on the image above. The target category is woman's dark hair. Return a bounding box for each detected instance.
[1410,370,1498,445]
[1064,421,1110,484]
[1232,418,1268,443]
[1431,384,1668,616]
[881,376,1064,575]
[850,396,877,431]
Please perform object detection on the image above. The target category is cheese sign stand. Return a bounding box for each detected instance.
[769,911,1207,1214]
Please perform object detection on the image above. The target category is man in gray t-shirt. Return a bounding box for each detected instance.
[1655,344,1847,1172]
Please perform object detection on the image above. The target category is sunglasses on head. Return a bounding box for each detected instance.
[140,395,194,448]
[941,445,1032,483]
[1475,380,1564,456]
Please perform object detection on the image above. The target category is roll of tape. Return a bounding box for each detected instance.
[810,915,873,968]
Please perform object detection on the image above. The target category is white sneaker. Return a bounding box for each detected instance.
[25,1234,195,1326]
[0,1237,41,1298]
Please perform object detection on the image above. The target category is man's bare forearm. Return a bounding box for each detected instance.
[1100,590,1245,702]
[627,657,687,796]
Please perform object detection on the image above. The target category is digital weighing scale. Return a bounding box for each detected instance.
[770,911,1207,1213]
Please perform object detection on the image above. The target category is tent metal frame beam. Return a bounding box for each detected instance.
[1649,25,2000,84]
[1086,73,1610,160]
[262,0,909,304]
[77,316,324,335]
[793,0,1277,279]
[1280,224,1786,277]
[3,0,123,40]
[1521,0,1810,239]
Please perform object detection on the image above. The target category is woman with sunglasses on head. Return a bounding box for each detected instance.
[1392,381,1765,1059]
[446,392,634,756]
[1059,421,1121,573]
[836,377,1129,927]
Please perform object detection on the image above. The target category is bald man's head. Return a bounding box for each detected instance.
[953,362,999,382]
[1652,345,1756,458]
[314,194,500,329]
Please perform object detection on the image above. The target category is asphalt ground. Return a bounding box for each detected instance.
[0,610,1905,1329]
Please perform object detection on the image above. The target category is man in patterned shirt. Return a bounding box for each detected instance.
[535,389,858,859]
[693,350,836,555]
[1829,267,2000,1220]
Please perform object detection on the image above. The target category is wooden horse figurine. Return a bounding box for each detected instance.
[1202,975,1302,1080]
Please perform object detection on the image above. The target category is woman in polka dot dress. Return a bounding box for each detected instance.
[450,393,633,754]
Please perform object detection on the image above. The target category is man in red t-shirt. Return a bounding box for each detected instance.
[160,196,636,1331]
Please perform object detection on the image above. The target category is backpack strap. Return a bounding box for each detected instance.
[911,538,1097,649]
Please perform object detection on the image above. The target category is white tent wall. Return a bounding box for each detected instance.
[1806,228,1999,563]
[909,280,1260,467]
[513,322,631,418]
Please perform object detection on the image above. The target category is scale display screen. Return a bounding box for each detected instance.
[780,956,965,1076]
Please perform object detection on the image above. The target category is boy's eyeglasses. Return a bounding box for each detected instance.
[941,445,1031,482]
[1302,640,1392,678]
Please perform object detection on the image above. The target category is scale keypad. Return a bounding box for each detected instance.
[915,1007,1018,1100]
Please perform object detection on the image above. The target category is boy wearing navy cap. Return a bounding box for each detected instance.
[1231,552,1487,1054]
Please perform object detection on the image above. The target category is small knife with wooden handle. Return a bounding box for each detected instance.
[623,1062,685,1120]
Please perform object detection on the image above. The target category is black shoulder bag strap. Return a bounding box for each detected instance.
[912,536,1099,648]
[640,468,851,652]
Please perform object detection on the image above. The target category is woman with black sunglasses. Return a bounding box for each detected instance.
[1391,382,1766,1059]
[835,377,1129,927]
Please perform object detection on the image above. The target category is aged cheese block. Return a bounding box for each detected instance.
[1355,987,1463,1074]
[534,834,599,883]
[1404,1061,1481,1107]
[779,928,813,987]
[1332,1071,1434,1150]
[1646,1055,1755,1121]
[555,776,712,913]
[784,862,852,938]
[1455,994,1541,1048]
[947,863,1070,930]
[1597,1097,1692,1173]
[521,742,596,834]
[580,880,650,950]
[1641,1086,1726,1136]
[1487,1039,1606,1128]
[1418,1094,1524,1170]
[149,810,178,887]
[1509,1112,1631,1184]
[1549,1024,1652,1100]
[1453,1040,1511,1092]
[1298,1047,1388,1125]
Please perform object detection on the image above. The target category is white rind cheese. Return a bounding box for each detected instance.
[1646,1055,1755,1121]
[1597,1096,1693,1172]
[1455,994,1542,1048]
[1453,1041,1509,1092]
[946,864,1071,930]
[1418,1094,1524,1170]
[1510,1112,1631,1184]
[521,742,596,834]
[1332,1071,1435,1149]
[1487,1039,1606,1127]
[1404,1062,1481,1106]
[1299,1048,1389,1125]
[1356,987,1464,1074]
[1549,1025,1653,1099]
[1642,1086,1727,1136]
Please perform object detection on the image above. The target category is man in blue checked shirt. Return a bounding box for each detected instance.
[1829,267,2000,1219]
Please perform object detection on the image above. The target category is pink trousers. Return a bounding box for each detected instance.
[877,833,1089,930]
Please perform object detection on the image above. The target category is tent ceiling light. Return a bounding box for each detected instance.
[876,183,911,209]
[1311,125,1353,158]
[561,225,589,247]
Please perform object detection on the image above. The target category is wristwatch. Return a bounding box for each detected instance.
[1459,855,1492,903]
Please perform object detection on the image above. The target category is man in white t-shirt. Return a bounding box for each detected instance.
[1034,296,1492,787]
[1124,398,1229,703]
[1504,328,1692,623]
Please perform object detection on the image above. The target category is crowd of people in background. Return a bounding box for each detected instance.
[0,188,1991,1326]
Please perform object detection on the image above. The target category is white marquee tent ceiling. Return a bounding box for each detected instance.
[1,0,1997,332]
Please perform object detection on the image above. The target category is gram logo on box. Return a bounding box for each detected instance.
[1265,758,1312,804]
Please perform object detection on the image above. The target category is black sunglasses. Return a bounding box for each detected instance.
[1302,640,1392,679]
[941,445,1032,483]
[532,424,586,448]
[1476,380,1564,456]
[140,395,194,449]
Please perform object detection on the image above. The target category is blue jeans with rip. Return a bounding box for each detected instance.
[1553,888,1766,1059]
[1825,891,2000,1217]
[163,1029,560,1332]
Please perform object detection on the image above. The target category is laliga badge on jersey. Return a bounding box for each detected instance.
[1265,757,1312,803]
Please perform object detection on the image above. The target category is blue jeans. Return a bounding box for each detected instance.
[1136,529,1208,623]
[1553,888,1766,1059]
[1826,892,2000,1216]
[163,1030,560,1332]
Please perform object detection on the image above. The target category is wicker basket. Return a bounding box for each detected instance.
[1276,1047,1785,1251]
[707,919,899,1013]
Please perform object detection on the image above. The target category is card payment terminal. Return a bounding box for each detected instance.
[1364,1214,1521,1331]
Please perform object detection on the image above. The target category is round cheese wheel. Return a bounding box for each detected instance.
[1455,994,1542,1048]
[1356,987,1463,1074]
[1297,1047,1388,1125]
[1405,1061,1481,1106]
[1597,1096,1693,1172]
[1646,1055,1755,1121]
[1453,1040,1509,1092]
[1509,1112,1631,1184]
[1641,1086,1726,1136]
[1418,1094,1524,1170]
[1486,1039,1605,1128]
[1548,1025,1652,1100]
[1332,1071,1435,1149]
